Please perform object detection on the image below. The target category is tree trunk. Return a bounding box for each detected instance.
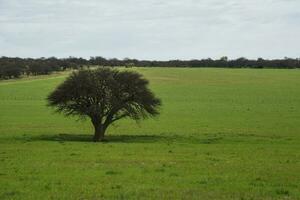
[93,124,105,142]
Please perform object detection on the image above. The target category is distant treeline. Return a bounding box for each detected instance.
[0,56,299,79]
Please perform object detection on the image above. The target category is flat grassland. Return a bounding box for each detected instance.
[0,68,300,199]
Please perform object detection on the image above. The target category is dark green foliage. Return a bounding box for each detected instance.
[47,68,161,141]
[0,62,25,79]
[1,56,300,80]
[0,56,88,79]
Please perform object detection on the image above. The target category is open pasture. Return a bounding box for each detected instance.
[0,68,300,199]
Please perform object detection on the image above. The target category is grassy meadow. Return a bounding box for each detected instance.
[0,67,300,199]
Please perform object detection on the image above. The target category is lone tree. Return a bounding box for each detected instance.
[47,68,161,142]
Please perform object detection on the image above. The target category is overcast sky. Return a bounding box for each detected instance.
[0,0,299,60]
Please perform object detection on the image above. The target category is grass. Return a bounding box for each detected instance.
[0,67,300,199]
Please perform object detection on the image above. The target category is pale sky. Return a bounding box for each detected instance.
[0,0,300,60]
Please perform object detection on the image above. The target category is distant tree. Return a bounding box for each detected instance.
[125,62,135,68]
[90,56,107,66]
[220,56,228,62]
[47,68,161,142]
[2,55,300,80]
[0,63,24,79]
[256,58,265,68]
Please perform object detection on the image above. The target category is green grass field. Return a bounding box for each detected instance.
[1,68,300,199]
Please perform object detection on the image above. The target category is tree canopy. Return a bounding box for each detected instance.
[1,56,300,80]
[47,68,161,142]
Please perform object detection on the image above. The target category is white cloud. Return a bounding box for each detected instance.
[0,0,299,59]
